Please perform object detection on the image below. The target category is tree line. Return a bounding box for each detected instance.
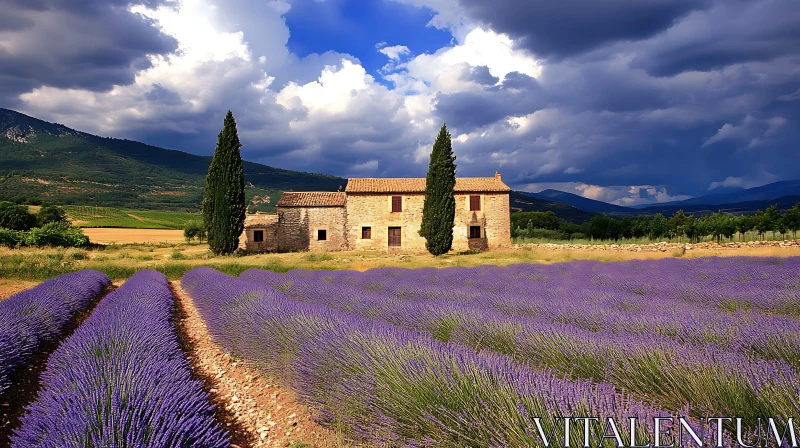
[512,204,800,243]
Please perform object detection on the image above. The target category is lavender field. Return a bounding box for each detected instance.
[183,257,800,446]
[1,258,797,446]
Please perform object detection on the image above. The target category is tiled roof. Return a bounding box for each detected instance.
[346,177,510,193]
[244,213,278,228]
[276,191,347,207]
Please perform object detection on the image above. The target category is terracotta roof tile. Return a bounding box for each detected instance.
[345,177,510,193]
[276,192,346,207]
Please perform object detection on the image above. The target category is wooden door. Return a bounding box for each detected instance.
[388,227,401,247]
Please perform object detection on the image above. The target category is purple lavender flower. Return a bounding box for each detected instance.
[0,270,110,396]
[11,270,229,448]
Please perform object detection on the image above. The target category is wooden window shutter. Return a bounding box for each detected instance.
[470,195,480,211]
[392,196,402,212]
[362,226,371,239]
[388,227,401,247]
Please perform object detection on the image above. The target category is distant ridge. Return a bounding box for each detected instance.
[525,189,634,214]
[0,108,345,211]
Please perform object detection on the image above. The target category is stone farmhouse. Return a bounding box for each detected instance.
[240,172,511,253]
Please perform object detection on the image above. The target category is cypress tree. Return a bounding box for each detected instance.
[202,110,246,255]
[419,123,457,255]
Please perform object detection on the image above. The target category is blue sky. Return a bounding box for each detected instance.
[284,0,452,82]
[1,0,798,206]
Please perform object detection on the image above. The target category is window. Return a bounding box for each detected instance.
[391,196,402,212]
[470,195,481,211]
[253,230,264,242]
[317,229,327,241]
[362,226,372,239]
[469,226,481,239]
[388,227,402,247]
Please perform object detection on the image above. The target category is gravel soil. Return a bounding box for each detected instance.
[172,281,342,448]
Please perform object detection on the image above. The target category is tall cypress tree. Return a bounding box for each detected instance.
[202,110,246,255]
[419,123,457,255]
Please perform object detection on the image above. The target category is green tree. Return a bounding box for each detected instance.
[36,204,68,226]
[202,110,246,255]
[184,220,207,243]
[419,124,457,255]
[0,201,36,230]
[762,205,781,240]
[649,214,670,240]
[753,209,766,241]
[669,210,687,242]
[782,203,800,238]
[736,214,755,241]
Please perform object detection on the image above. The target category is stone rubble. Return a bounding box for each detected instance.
[514,239,800,252]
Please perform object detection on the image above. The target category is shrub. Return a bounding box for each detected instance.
[183,220,206,242]
[0,228,24,247]
[36,204,68,226]
[0,201,36,231]
[22,222,90,248]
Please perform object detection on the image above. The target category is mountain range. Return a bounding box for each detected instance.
[1,108,796,219]
[525,183,799,217]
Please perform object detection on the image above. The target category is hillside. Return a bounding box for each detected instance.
[0,108,344,212]
[526,189,635,214]
[509,191,596,223]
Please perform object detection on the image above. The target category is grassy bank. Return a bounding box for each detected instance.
[3,242,800,283]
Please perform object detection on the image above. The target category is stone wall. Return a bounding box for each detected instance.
[345,192,511,252]
[277,206,347,252]
[514,239,800,252]
[239,214,278,253]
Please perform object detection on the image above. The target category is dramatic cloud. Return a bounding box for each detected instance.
[0,0,179,104]
[454,0,709,59]
[8,0,800,205]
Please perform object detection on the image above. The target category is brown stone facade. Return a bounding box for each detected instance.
[345,192,511,252]
[276,205,348,252]
[239,213,278,253]
[241,174,511,253]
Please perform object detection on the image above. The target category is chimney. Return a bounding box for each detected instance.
[495,171,502,181]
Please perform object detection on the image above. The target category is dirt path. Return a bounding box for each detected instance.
[0,285,116,446]
[172,281,340,448]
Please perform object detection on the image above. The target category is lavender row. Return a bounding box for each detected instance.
[283,257,800,316]
[182,267,669,447]
[250,258,800,368]
[12,270,229,448]
[241,268,800,425]
[0,270,110,396]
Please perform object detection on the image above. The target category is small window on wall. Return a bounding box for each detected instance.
[469,226,481,239]
[391,196,402,212]
[470,195,481,211]
[362,226,372,239]
[318,229,327,241]
[253,230,264,242]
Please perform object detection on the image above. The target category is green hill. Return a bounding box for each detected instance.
[0,108,345,212]
[509,191,597,223]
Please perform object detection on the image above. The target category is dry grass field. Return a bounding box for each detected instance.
[81,228,186,244]
[0,279,38,300]
[3,239,799,288]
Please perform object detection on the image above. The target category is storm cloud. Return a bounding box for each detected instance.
[6,0,800,206]
[0,0,178,104]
